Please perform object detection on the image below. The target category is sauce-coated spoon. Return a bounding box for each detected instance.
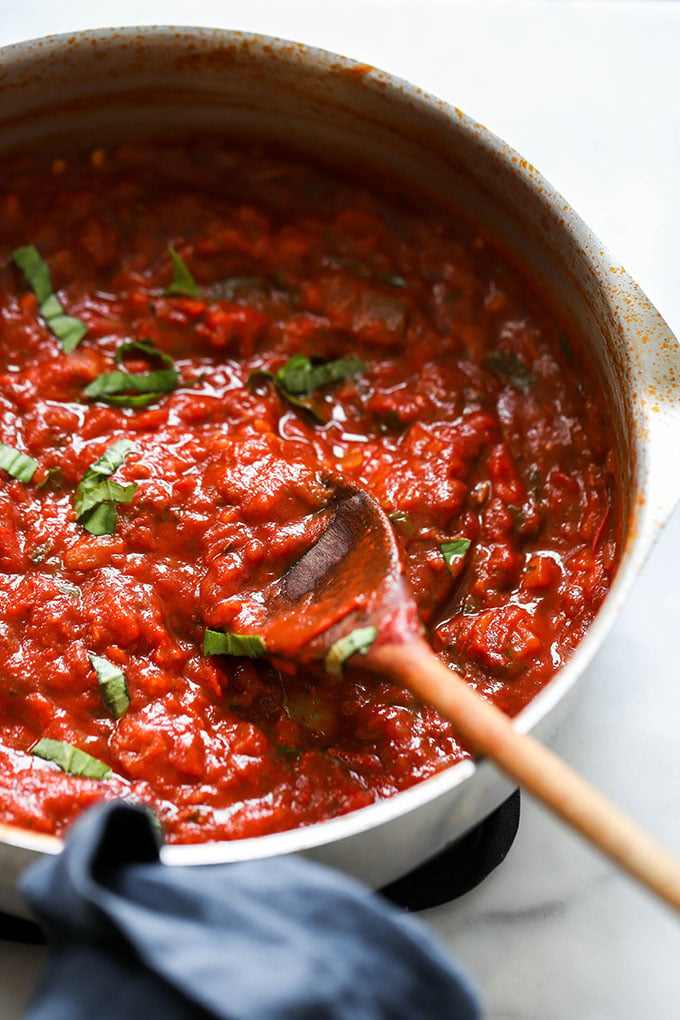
[250,481,680,913]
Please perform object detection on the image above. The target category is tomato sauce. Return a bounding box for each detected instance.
[0,137,619,842]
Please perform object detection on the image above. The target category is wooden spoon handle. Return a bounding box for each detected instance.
[373,638,680,914]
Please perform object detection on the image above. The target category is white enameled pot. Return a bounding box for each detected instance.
[0,26,678,918]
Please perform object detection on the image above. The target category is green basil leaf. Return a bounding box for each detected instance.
[85,340,179,407]
[277,354,368,396]
[80,439,136,485]
[114,339,174,368]
[46,313,88,353]
[38,293,63,319]
[76,481,137,536]
[31,737,112,779]
[247,368,325,422]
[75,478,137,519]
[249,355,367,423]
[12,245,87,352]
[74,473,136,518]
[79,502,120,537]
[164,247,201,298]
[247,368,276,388]
[99,392,169,409]
[75,440,138,536]
[273,353,318,395]
[325,626,378,676]
[275,390,326,422]
[12,244,52,304]
[84,368,178,403]
[440,538,471,570]
[486,351,535,393]
[203,630,266,658]
[89,654,130,719]
[0,442,38,483]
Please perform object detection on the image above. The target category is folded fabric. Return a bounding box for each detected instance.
[20,802,481,1019]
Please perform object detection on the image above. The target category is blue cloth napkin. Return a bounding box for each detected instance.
[20,803,481,1019]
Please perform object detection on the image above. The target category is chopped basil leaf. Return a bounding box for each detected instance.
[79,502,119,536]
[114,339,173,367]
[277,353,368,396]
[84,340,179,407]
[164,247,201,298]
[84,368,178,405]
[249,354,367,422]
[89,653,130,719]
[384,274,407,288]
[0,442,38,483]
[106,391,171,409]
[248,368,325,422]
[31,738,112,779]
[86,388,163,408]
[80,439,136,484]
[278,392,326,421]
[11,245,87,352]
[440,538,471,570]
[203,630,266,658]
[74,439,138,535]
[486,351,535,393]
[12,245,51,303]
[325,626,378,676]
[47,313,88,353]
[75,480,137,535]
[75,478,137,519]
[38,293,63,320]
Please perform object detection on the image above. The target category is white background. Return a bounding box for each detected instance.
[1,3,680,1018]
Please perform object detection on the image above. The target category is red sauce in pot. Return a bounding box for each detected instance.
[0,138,619,842]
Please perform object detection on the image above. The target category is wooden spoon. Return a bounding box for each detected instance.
[246,481,680,913]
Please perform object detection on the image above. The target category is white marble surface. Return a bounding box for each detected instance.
[1,2,679,1017]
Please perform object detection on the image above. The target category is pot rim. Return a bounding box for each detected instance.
[0,24,678,867]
